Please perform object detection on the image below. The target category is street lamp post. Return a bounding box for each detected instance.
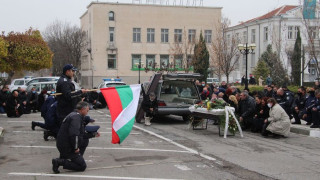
[238,43,256,91]
[138,61,141,84]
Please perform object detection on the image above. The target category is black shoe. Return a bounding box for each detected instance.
[52,158,60,174]
[272,134,282,139]
[291,122,301,125]
[306,122,312,125]
[310,125,320,128]
[33,110,37,113]
[44,131,49,141]
[31,121,36,131]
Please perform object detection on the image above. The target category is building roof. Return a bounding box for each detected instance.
[236,5,299,26]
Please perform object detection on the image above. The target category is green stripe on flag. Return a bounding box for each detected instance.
[115,85,133,109]
[117,117,135,143]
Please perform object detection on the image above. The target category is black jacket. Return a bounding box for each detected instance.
[238,96,256,119]
[0,90,9,105]
[141,86,158,115]
[56,112,95,157]
[6,95,20,117]
[254,103,269,119]
[293,94,306,110]
[27,91,38,104]
[56,74,83,119]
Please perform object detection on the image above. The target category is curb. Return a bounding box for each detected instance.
[290,124,320,138]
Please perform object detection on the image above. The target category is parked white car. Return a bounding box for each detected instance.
[96,78,126,93]
[26,80,81,94]
[25,76,60,86]
[9,78,30,91]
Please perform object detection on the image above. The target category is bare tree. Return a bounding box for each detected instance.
[42,20,87,79]
[299,0,320,81]
[169,27,195,73]
[210,17,240,83]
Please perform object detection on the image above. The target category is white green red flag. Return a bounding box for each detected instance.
[100,84,141,144]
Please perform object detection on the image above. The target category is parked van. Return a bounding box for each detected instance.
[9,78,30,91]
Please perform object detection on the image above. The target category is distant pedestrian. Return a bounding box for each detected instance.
[258,76,264,86]
[266,75,272,86]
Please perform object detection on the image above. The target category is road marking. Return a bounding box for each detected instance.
[133,125,218,163]
[174,164,191,171]
[11,131,140,135]
[96,110,104,114]
[7,121,43,123]
[8,173,184,180]
[10,145,192,153]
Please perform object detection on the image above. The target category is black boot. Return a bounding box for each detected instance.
[31,121,37,130]
[44,131,49,141]
[52,158,65,174]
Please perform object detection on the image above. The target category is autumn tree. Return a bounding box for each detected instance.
[0,28,53,84]
[261,45,287,86]
[192,32,209,81]
[210,17,240,83]
[43,20,86,76]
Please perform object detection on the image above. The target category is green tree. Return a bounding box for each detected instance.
[252,60,270,81]
[291,30,302,85]
[0,28,53,84]
[0,37,8,59]
[260,45,287,86]
[192,32,209,81]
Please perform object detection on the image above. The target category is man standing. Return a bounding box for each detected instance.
[56,64,88,124]
[52,101,100,173]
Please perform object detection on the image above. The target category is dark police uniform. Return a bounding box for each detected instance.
[56,74,83,124]
[56,112,96,172]
[275,93,293,118]
[303,94,317,124]
[311,98,320,127]
[292,94,306,124]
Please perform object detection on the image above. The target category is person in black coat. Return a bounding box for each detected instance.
[52,101,100,174]
[252,96,270,132]
[238,91,256,130]
[18,89,30,114]
[56,64,88,125]
[6,90,23,117]
[292,87,307,124]
[27,87,39,113]
[0,85,10,113]
[141,85,158,126]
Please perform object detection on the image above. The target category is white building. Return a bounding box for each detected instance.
[226,2,320,83]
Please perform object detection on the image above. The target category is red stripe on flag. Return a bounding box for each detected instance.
[100,87,122,144]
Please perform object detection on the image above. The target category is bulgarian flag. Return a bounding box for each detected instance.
[100,84,141,144]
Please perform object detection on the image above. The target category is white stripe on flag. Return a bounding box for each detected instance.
[113,84,141,132]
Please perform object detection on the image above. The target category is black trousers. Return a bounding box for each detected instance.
[58,139,89,172]
[312,110,320,125]
[252,117,265,132]
[292,110,303,123]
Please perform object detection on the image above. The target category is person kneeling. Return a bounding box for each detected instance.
[52,101,100,173]
[262,98,290,138]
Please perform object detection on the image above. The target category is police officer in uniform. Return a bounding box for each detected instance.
[302,88,317,125]
[56,64,88,125]
[292,87,307,124]
[52,101,100,173]
[275,88,293,118]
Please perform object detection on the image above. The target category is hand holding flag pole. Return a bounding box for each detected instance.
[51,89,99,96]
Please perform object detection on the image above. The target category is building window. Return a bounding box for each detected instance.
[288,26,300,39]
[243,31,247,43]
[161,29,169,43]
[146,55,155,68]
[264,27,268,41]
[133,28,141,43]
[251,29,256,43]
[108,54,116,69]
[174,55,183,69]
[109,27,114,42]
[109,11,114,21]
[160,55,169,69]
[308,26,318,39]
[147,28,155,43]
[174,29,182,43]
[251,54,255,67]
[311,69,316,75]
[204,30,212,43]
[188,29,196,43]
[132,54,141,69]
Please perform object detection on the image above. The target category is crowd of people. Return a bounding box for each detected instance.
[195,80,320,138]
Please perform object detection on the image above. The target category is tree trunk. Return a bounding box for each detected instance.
[226,74,229,84]
[4,71,15,85]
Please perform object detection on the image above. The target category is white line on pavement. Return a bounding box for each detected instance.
[10,145,192,153]
[8,173,184,180]
[133,125,218,162]
[7,121,43,123]
[11,131,140,135]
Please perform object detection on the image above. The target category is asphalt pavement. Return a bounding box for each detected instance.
[0,109,320,180]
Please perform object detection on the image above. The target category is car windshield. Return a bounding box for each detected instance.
[105,83,126,87]
[14,80,25,85]
[160,80,198,104]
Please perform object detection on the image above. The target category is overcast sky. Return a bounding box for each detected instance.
[0,0,300,33]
